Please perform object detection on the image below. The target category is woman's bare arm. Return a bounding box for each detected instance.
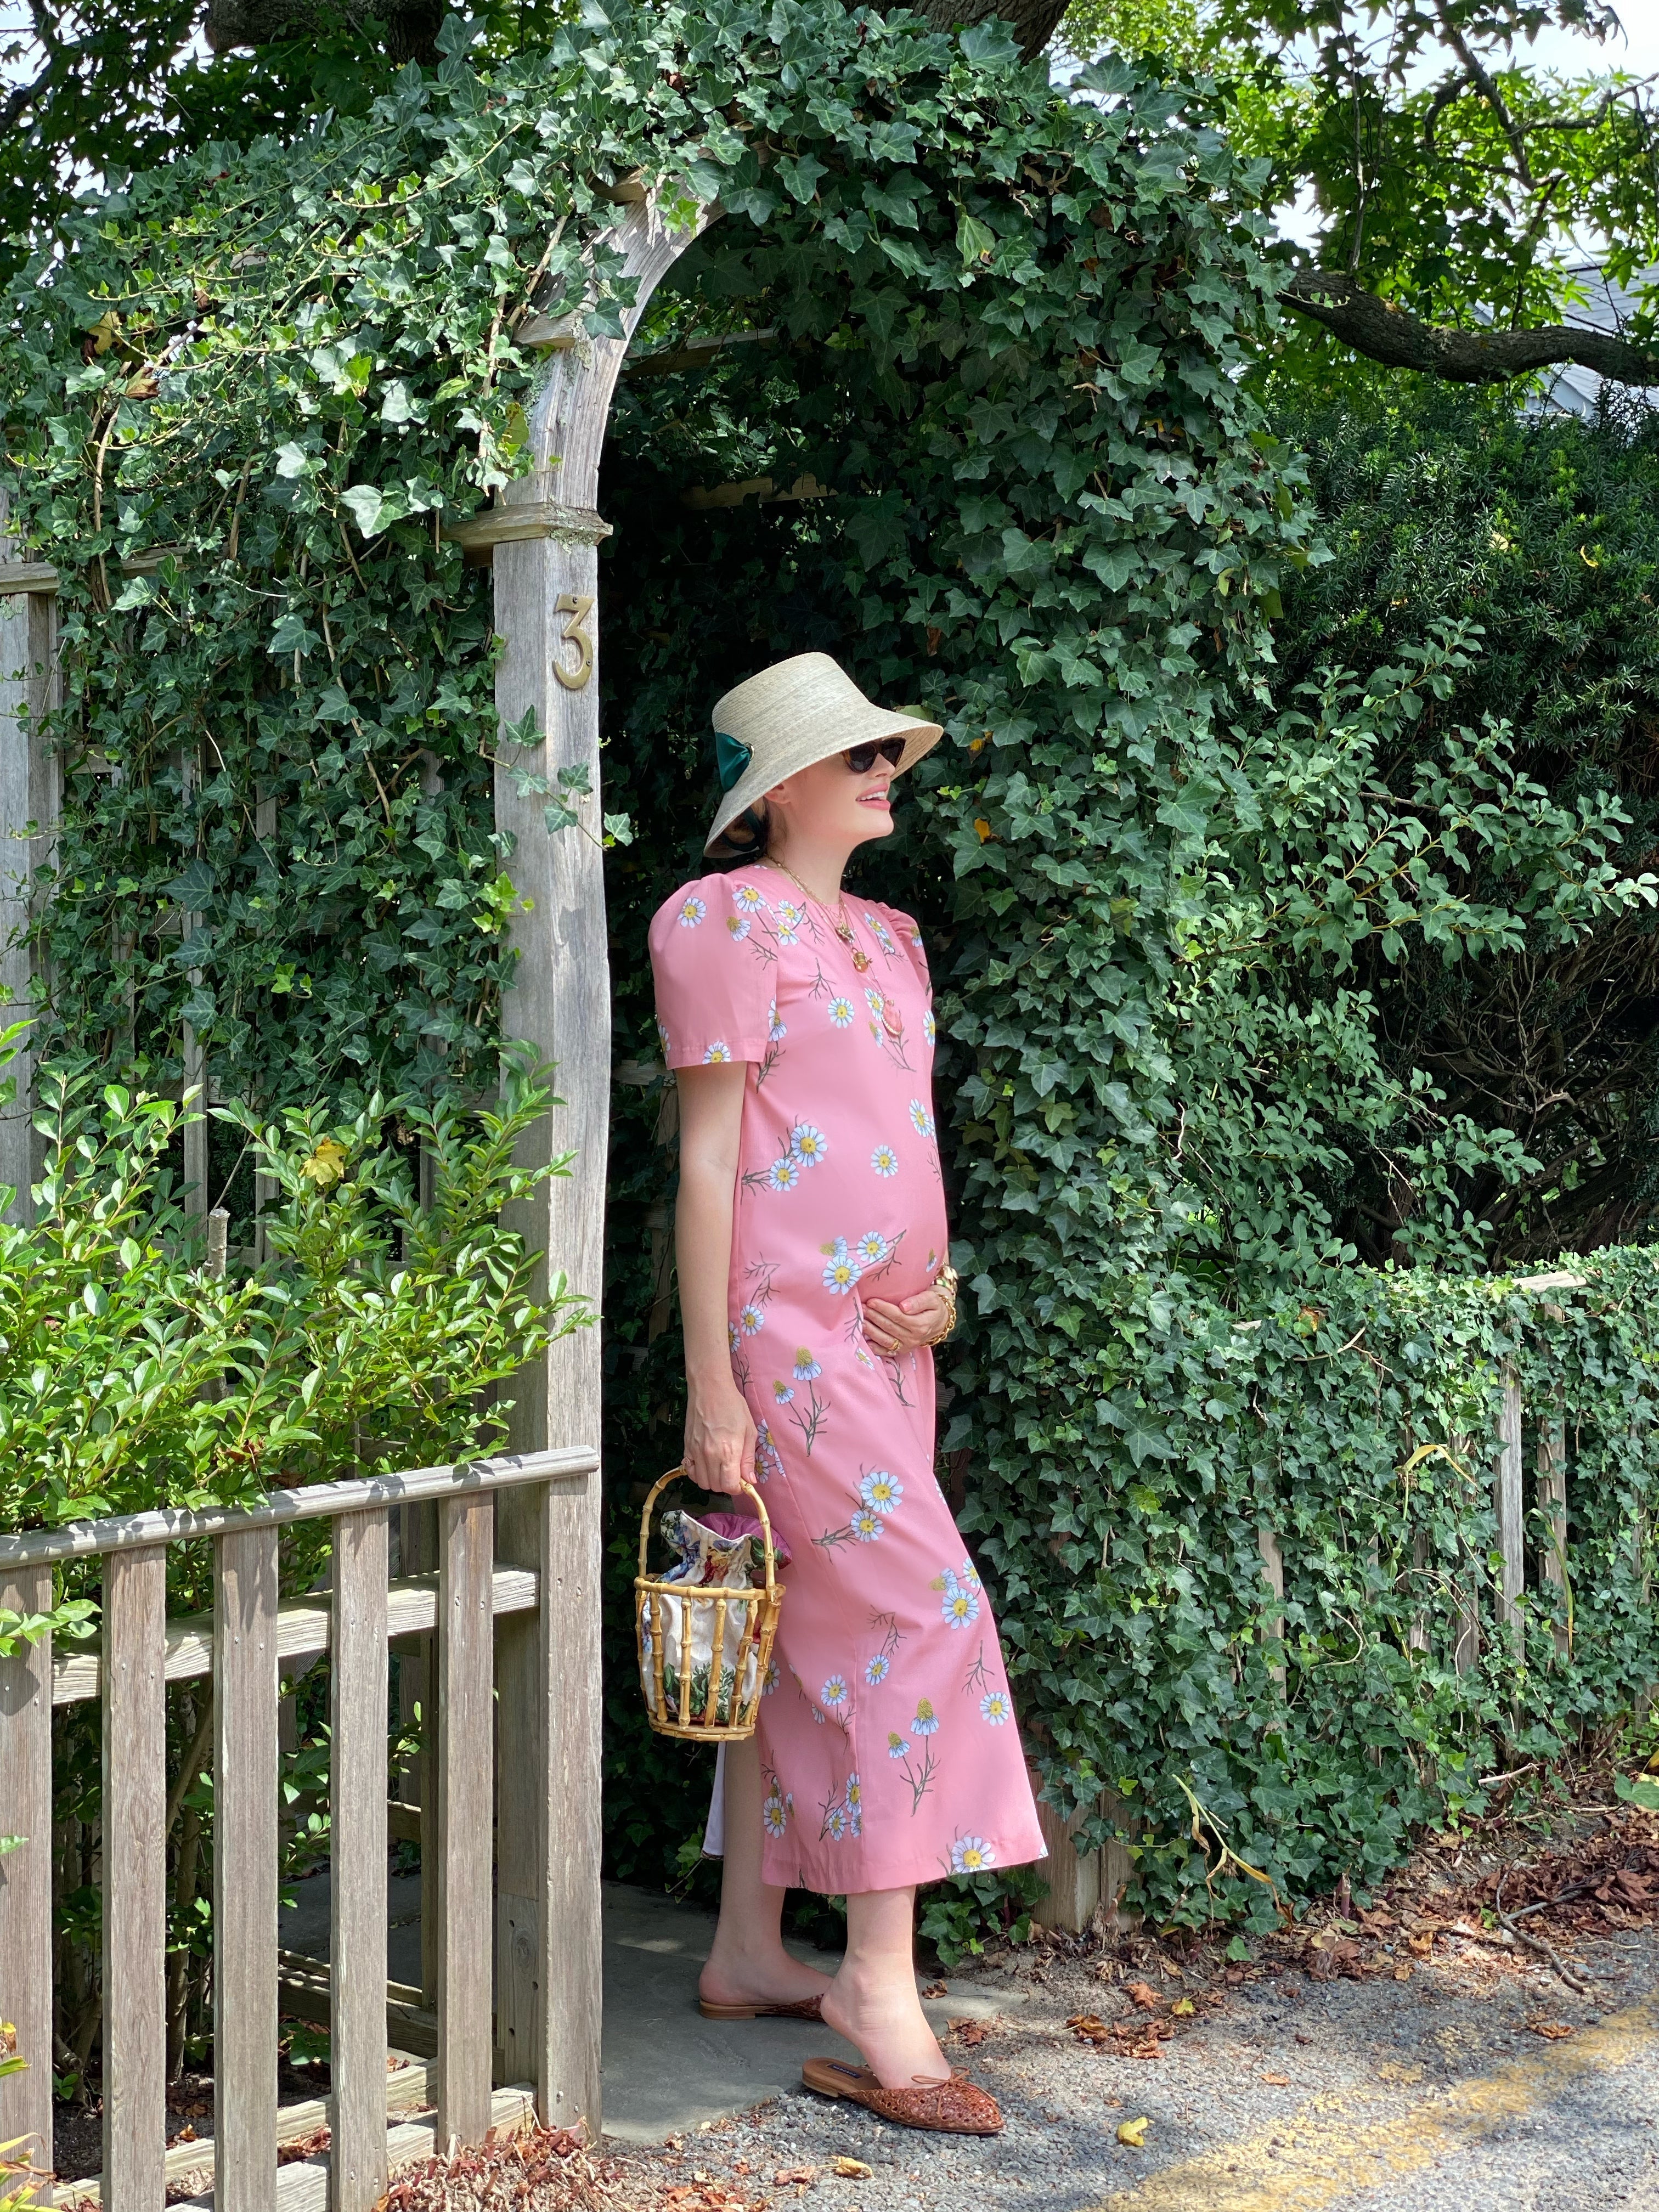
[675,1060,756,1496]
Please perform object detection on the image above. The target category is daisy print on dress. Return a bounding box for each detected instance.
[676,894,707,929]
[784,1362,830,1457]
[813,1468,893,1551]
[821,1238,862,1295]
[821,1673,850,1716]
[753,1418,785,1482]
[899,1737,938,1813]
[702,1041,733,1064]
[909,1098,937,1140]
[859,1468,903,1516]
[871,1142,900,1178]
[948,1835,995,1875]
[760,1764,792,1838]
[862,910,900,960]
[912,1697,940,1737]
[756,999,787,1087]
[774,897,805,947]
[828,995,856,1030]
[980,1690,1013,1726]
[939,1568,982,1630]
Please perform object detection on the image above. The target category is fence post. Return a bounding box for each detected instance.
[213,1525,279,2212]
[1536,1416,1568,1657]
[0,496,59,1226]
[0,1563,54,2201]
[435,1492,494,2146]
[331,1508,390,2211]
[1496,1370,1525,1659]
[1259,1524,1285,1685]
[1449,1432,1481,1676]
[102,1545,168,2208]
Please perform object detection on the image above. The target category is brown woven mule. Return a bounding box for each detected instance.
[800,2056,1003,2135]
[698,1994,825,2021]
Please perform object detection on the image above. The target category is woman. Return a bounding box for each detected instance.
[648,653,1046,2137]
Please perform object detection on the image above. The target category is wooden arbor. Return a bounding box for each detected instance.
[0,186,712,2174]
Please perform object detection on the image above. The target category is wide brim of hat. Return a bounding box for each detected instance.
[704,703,943,855]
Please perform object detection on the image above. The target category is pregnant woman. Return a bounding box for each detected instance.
[648,653,1045,2137]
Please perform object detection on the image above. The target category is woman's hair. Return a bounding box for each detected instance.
[708,798,772,866]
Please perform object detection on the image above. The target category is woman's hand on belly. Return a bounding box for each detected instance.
[684,1373,759,1496]
[862,1286,948,1356]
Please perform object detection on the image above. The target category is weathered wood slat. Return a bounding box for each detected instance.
[0,496,62,1229]
[1,1446,595,1567]
[275,1954,436,2057]
[1496,1371,1525,1656]
[52,1565,539,1703]
[156,2086,537,2212]
[1258,1525,1285,1686]
[213,1526,280,2212]
[0,1562,54,2202]
[55,2055,432,2207]
[102,1545,168,2210]
[435,1494,494,2144]
[443,500,612,551]
[1034,1793,1100,1934]
[1537,1415,1570,1657]
[330,1508,391,2212]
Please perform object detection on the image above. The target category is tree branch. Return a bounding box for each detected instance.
[1280,267,1659,388]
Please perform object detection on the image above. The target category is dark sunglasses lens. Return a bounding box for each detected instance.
[845,738,906,772]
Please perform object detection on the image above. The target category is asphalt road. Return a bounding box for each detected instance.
[619,1926,1659,2211]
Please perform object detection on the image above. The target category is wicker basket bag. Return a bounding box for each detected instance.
[634,1469,785,1741]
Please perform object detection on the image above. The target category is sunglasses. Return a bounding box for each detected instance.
[843,737,907,774]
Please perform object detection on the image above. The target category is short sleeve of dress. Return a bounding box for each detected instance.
[649,874,773,1070]
[883,905,932,1003]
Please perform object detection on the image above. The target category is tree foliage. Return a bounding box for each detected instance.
[1059,0,1659,388]
[1268,390,1659,1262]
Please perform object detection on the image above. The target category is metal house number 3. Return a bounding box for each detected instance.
[552,592,595,692]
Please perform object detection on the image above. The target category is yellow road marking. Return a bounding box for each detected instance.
[1085,1995,1659,2212]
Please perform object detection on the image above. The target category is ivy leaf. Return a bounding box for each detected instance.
[1615,1775,1659,1812]
[339,484,386,538]
[267,612,319,659]
[956,208,996,266]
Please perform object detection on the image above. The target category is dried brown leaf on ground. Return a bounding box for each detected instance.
[376,2119,642,2212]
[948,2018,996,2047]
[1124,1981,1163,2010]
[1116,2117,1150,2147]
[830,2157,874,2178]
[1527,2018,1576,2039]
[773,2170,817,2188]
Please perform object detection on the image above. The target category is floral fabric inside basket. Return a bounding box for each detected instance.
[640,1508,790,1727]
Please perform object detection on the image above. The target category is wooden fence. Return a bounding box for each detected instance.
[0,1445,598,2209]
[1036,1299,1587,1933]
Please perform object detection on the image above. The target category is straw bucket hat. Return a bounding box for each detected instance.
[705,653,943,856]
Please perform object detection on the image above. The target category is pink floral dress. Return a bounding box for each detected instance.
[649,868,1046,1894]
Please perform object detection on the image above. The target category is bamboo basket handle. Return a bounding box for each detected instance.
[638,1464,778,1592]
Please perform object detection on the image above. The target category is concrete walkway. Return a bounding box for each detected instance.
[279,1872,1019,2143]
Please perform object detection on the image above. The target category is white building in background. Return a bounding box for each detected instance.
[1527,263,1659,419]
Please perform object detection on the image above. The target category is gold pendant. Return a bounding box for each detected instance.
[851,948,871,972]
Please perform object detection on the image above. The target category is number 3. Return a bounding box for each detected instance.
[553,592,595,691]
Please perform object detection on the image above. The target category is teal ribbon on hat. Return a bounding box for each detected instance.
[714,730,753,794]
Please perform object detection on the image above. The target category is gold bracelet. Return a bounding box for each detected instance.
[931,1263,960,1345]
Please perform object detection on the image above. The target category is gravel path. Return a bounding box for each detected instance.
[612,1926,1659,2211]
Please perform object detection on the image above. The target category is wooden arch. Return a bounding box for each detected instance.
[433,190,715,2128]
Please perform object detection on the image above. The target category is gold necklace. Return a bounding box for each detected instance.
[764,861,904,1042]
[764,860,871,972]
